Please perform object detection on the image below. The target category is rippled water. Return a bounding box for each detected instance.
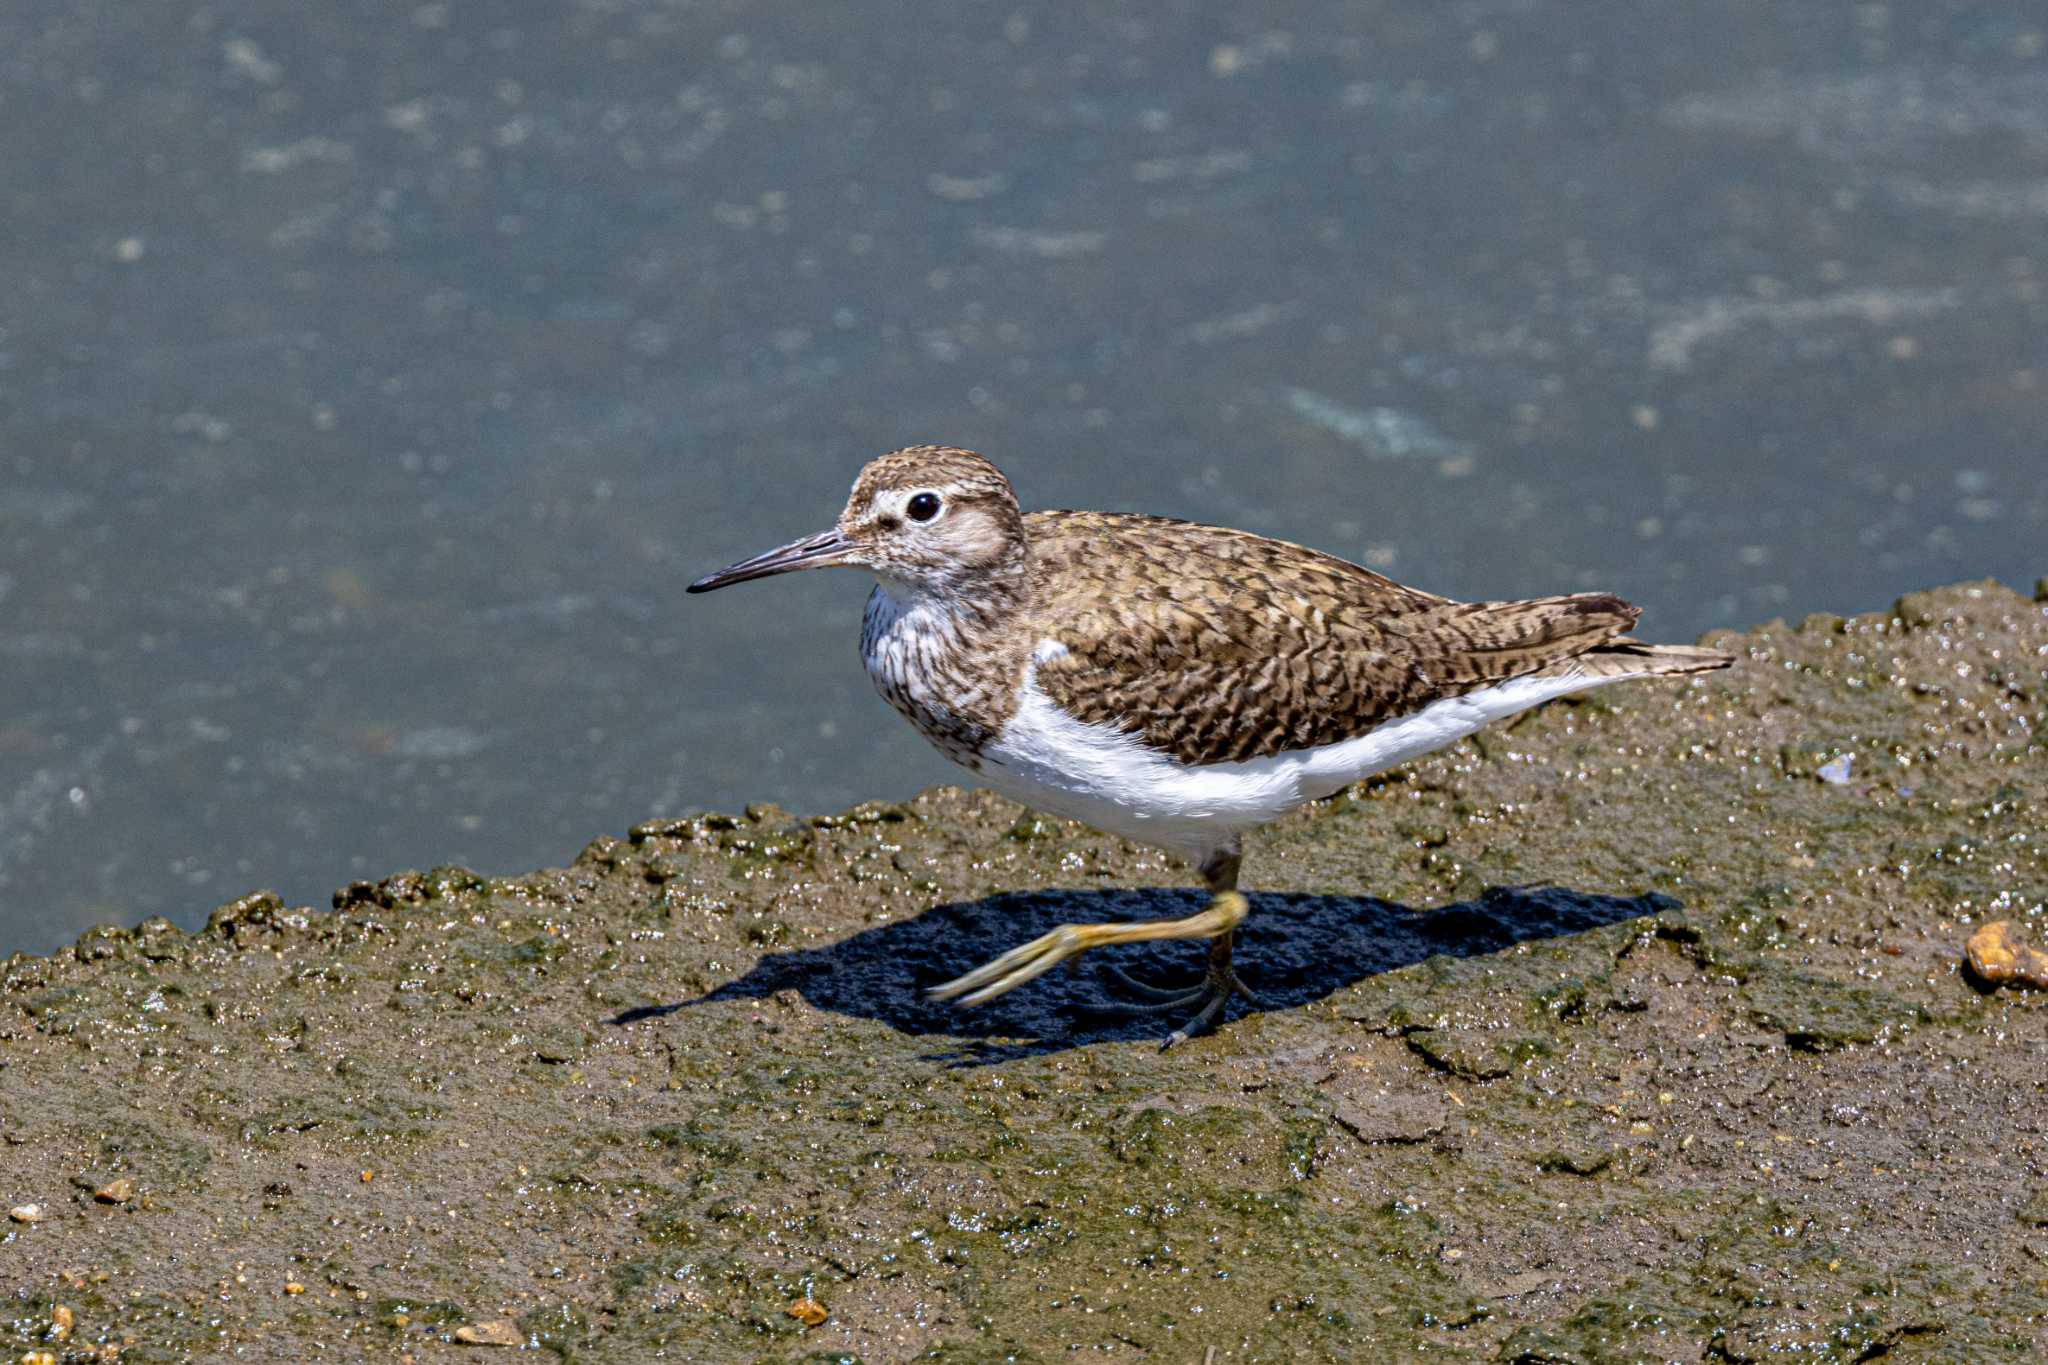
[3,1,2044,952]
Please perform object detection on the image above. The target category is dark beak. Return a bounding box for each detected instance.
[686,527,855,593]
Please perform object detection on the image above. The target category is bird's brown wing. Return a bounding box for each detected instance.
[1023,511,1660,766]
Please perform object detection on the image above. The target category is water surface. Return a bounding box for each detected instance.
[3,1,2044,951]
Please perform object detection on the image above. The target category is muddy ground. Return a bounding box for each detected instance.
[2,580,2045,1363]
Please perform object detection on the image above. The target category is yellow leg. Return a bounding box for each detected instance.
[928,890,1249,1007]
[930,841,1260,1047]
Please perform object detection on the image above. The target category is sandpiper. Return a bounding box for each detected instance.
[689,445,1730,1044]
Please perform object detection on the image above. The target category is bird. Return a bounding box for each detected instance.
[688,445,1731,1045]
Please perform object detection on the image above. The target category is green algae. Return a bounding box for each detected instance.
[1740,967,1927,1050]
[2,581,2045,1360]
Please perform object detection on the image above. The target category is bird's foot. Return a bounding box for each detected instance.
[1157,952,1261,1051]
[1096,924,1261,1049]
[928,892,1251,1011]
[927,922,1112,1007]
[1097,963,1210,1003]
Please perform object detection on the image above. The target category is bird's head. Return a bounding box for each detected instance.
[687,445,1026,600]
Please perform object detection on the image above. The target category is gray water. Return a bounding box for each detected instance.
[3,1,2044,954]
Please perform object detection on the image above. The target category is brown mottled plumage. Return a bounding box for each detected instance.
[689,444,1733,1045]
[1021,510,1723,765]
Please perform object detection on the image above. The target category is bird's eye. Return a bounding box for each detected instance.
[906,492,942,522]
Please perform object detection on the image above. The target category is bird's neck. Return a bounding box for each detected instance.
[863,554,1035,757]
[872,553,1031,644]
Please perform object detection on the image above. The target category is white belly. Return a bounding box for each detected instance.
[977,662,1643,862]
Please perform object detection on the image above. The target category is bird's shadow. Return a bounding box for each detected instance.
[611,883,1674,1065]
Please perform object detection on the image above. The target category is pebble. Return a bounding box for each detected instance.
[453,1319,523,1346]
[1965,920,2048,990]
[8,1203,45,1223]
[92,1178,134,1204]
[786,1297,829,1327]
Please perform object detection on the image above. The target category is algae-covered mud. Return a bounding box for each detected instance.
[3,581,2045,1362]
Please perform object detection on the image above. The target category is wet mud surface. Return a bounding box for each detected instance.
[2,580,2045,1361]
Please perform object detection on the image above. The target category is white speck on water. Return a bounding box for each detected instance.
[1885,175,2048,221]
[1277,387,1472,461]
[394,726,490,759]
[0,733,118,880]
[169,410,235,443]
[1131,148,1252,184]
[969,226,1107,258]
[241,138,354,174]
[1816,754,1854,785]
[222,37,284,86]
[384,99,431,133]
[1177,302,1299,345]
[1647,287,1960,371]
[1662,70,2048,156]
[926,171,1008,201]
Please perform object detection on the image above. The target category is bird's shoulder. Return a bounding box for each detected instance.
[1021,510,1442,629]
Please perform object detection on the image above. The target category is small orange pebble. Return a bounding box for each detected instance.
[285,1282,306,1295]
[1966,921,2048,989]
[360,1170,375,1183]
[785,1297,828,1327]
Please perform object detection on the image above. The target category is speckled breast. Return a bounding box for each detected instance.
[858,584,992,769]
